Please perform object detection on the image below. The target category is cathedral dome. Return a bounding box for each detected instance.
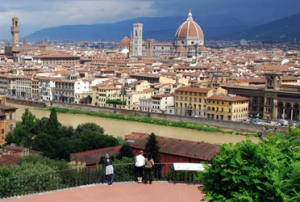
[119,36,130,47]
[175,10,204,46]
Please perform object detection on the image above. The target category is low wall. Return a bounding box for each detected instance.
[4,97,47,108]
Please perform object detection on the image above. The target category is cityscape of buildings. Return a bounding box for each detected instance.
[0,4,299,201]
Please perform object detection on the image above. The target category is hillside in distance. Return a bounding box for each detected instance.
[27,15,251,42]
[235,12,300,41]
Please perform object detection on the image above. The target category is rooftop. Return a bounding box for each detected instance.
[5,182,203,202]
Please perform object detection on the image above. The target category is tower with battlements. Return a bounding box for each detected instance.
[11,17,20,47]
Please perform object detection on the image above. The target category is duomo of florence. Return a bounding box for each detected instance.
[119,10,208,58]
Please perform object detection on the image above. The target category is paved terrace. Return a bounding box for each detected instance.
[5,182,204,202]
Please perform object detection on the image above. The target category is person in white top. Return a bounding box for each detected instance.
[135,150,145,183]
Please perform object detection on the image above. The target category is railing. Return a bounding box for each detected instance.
[0,163,201,199]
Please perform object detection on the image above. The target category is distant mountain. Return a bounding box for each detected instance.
[234,13,300,41]
[27,15,252,42]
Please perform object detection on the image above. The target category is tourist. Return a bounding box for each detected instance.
[103,154,114,186]
[144,154,154,184]
[135,150,145,183]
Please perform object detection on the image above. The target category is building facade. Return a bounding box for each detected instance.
[174,86,213,117]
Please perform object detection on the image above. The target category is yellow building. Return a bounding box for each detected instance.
[174,86,213,117]
[92,86,121,106]
[0,105,17,144]
[31,78,39,99]
[206,94,249,121]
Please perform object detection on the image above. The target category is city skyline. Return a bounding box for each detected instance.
[0,0,299,39]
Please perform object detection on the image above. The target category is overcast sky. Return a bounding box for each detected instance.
[0,0,299,39]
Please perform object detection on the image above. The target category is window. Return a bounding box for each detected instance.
[1,129,4,134]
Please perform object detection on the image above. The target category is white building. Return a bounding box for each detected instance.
[15,76,32,98]
[139,97,152,112]
[74,78,92,104]
[151,94,174,113]
[38,77,55,101]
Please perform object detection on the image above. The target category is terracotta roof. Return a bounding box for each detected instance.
[126,133,220,161]
[175,86,212,93]
[208,94,249,102]
[0,155,21,166]
[71,146,121,166]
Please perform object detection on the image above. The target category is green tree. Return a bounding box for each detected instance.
[75,123,104,136]
[6,109,39,147]
[144,133,162,178]
[117,143,134,160]
[198,128,300,202]
[144,133,161,163]
[45,108,61,137]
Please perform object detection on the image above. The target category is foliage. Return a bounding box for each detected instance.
[0,162,62,198]
[117,143,134,160]
[144,133,162,178]
[106,99,126,105]
[6,109,39,148]
[19,155,71,171]
[113,157,135,182]
[50,107,224,133]
[198,128,300,202]
[144,133,161,163]
[44,108,61,137]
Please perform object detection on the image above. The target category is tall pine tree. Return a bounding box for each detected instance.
[144,133,161,163]
[144,133,162,178]
[45,108,61,137]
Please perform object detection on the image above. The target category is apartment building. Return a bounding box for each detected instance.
[174,86,213,117]
[206,94,249,121]
[0,105,17,142]
[53,79,75,103]
[92,86,121,106]
[151,94,174,113]
[15,76,32,98]
[74,79,92,104]
[33,55,80,66]
[38,77,55,101]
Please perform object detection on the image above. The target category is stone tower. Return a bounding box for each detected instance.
[11,17,20,47]
[133,23,143,56]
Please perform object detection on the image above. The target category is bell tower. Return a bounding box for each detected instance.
[11,17,20,47]
[133,23,143,56]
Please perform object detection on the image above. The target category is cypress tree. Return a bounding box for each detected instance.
[144,133,162,177]
[45,108,61,136]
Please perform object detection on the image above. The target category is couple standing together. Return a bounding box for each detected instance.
[135,150,154,184]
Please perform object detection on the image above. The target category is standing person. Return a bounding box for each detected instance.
[103,154,114,186]
[144,154,154,184]
[135,150,145,183]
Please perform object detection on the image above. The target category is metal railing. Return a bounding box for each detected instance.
[0,163,201,199]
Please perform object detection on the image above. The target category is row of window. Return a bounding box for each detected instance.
[176,96,206,103]
[177,91,206,96]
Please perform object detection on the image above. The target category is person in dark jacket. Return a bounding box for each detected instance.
[103,154,114,186]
